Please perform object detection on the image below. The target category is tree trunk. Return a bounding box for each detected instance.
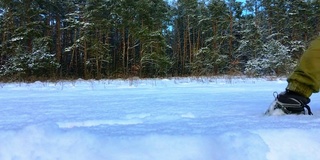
[25,0,32,53]
[69,29,77,72]
[229,11,233,57]
[183,24,187,74]
[212,19,218,75]
[83,40,88,79]
[56,15,62,64]
[126,30,130,77]
[122,28,126,76]
[188,16,192,64]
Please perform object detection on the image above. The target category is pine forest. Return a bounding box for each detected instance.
[0,0,319,81]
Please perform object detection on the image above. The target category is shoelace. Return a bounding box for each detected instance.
[304,104,313,115]
[273,92,313,115]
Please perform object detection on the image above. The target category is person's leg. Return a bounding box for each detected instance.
[266,37,320,115]
[287,37,320,98]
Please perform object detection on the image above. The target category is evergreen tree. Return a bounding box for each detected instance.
[172,0,200,75]
[0,0,60,80]
[201,0,230,74]
[0,0,319,80]
[84,0,113,79]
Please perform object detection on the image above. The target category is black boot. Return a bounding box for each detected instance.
[265,90,313,115]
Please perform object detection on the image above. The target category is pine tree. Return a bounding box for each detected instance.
[204,0,230,74]
[0,0,60,81]
[83,0,113,79]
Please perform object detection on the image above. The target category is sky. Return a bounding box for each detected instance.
[0,77,320,160]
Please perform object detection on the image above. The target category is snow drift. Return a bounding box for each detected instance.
[0,77,320,160]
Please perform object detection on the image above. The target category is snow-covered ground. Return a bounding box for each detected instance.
[0,77,320,160]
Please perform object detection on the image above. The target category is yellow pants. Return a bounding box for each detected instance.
[287,37,320,97]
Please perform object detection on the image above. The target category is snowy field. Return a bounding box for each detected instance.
[1,77,320,160]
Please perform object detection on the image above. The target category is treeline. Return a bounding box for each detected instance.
[0,0,319,81]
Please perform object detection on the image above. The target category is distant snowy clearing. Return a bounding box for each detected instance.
[0,77,320,160]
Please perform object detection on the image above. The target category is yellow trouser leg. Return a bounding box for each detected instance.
[287,37,320,97]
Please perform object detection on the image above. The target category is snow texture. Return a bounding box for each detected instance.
[0,77,320,160]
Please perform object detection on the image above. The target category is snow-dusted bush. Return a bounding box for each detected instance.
[245,39,297,76]
[0,46,60,81]
[191,47,228,75]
